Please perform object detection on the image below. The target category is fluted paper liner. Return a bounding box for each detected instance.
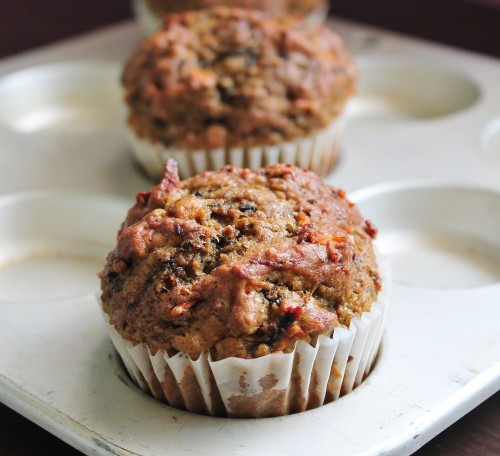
[132,0,329,36]
[126,114,347,181]
[100,254,390,418]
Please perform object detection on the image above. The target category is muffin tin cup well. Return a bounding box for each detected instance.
[351,182,500,289]
[0,61,122,135]
[0,192,128,304]
[98,255,390,419]
[126,114,346,180]
[348,58,481,122]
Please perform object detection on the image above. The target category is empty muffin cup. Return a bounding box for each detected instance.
[349,59,480,121]
[0,192,128,303]
[352,182,500,289]
[0,61,122,134]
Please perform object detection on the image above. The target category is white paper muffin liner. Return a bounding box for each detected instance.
[132,0,329,36]
[304,1,329,25]
[126,113,347,181]
[99,253,390,418]
[132,0,164,36]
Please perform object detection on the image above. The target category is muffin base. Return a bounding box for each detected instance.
[132,0,329,36]
[126,114,347,180]
[99,254,390,418]
[132,0,163,35]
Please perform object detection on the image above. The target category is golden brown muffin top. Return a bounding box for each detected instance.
[100,162,380,360]
[123,6,356,149]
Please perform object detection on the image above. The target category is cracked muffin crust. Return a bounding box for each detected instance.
[123,6,356,150]
[100,162,381,361]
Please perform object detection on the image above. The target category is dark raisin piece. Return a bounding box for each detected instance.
[239,203,257,213]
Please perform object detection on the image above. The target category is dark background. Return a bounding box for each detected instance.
[0,0,499,59]
[0,1,499,455]
[332,0,500,58]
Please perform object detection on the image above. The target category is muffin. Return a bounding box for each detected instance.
[133,0,329,35]
[123,6,356,180]
[99,162,390,418]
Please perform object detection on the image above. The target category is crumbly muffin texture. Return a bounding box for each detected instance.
[146,0,326,16]
[123,6,356,150]
[100,163,380,360]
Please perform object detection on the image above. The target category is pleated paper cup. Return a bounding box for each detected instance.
[132,0,163,36]
[132,0,329,36]
[126,114,347,181]
[99,253,390,418]
[304,1,329,25]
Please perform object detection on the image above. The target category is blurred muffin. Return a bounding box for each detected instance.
[133,0,329,34]
[99,162,389,418]
[123,6,356,180]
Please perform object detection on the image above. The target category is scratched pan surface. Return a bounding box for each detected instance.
[0,19,499,456]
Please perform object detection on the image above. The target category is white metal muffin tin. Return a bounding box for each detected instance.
[0,18,499,456]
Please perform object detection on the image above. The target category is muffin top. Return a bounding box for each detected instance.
[100,162,380,360]
[123,6,356,149]
[146,0,326,16]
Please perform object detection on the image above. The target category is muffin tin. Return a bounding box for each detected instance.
[352,182,500,289]
[0,18,499,456]
[0,192,129,303]
[350,58,481,121]
[0,61,122,134]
